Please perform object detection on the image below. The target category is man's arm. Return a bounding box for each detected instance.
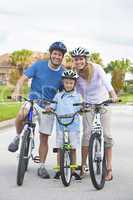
[12,74,29,100]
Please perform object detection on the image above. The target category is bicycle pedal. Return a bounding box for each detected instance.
[33,156,40,163]
[76,165,82,171]
[53,165,60,171]
[53,148,58,153]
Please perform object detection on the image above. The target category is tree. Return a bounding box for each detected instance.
[89,52,103,66]
[106,59,131,94]
[9,69,20,85]
[64,52,72,69]
[10,49,33,76]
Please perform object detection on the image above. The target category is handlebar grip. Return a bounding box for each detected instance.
[103,99,122,105]
[118,99,122,103]
[7,95,23,101]
[7,96,12,99]
[73,103,81,106]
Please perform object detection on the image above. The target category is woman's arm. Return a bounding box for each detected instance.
[97,65,118,102]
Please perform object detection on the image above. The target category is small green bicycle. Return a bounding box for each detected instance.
[43,110,81,186]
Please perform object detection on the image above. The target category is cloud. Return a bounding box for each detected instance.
[0,0,132,63]
[95,34,133,47]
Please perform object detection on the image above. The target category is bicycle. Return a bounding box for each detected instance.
[9,96,55,186]
[43,106,85,187]
[86,99,119,190]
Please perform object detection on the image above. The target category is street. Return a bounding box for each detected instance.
[0,105,133,200]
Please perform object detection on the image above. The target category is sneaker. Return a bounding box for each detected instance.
[82,165,89,173]
[37,166,50,179]
[54,171,60,179]
[80,165,89,178]
[72,172,81,180]
[8,136,20,152]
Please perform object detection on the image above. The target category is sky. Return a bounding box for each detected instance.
[0,0,133,64]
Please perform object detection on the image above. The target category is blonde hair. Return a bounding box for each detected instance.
[78,62,94,82]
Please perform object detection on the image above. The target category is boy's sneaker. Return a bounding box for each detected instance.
[8,136,20,152]
[54,171,61,179]
[37,166,50,179]
[80,165,89,178]
[72,172,81,180]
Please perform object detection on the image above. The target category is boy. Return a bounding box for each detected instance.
[46,69,82,180]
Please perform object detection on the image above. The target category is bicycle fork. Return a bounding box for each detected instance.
[92,113,104,163]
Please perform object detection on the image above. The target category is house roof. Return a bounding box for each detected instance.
[0,51,49,68]
[0,54,11,68]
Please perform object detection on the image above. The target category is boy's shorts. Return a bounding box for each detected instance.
[56,131,80,149]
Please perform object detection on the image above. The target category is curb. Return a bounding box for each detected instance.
[0,118,15,129]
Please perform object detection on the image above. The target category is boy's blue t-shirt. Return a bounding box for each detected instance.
[51,90,82,133]
[24,60,64,101]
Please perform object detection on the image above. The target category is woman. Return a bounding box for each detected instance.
[71,47,118,181]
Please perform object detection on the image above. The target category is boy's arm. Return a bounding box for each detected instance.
[75,93,83,112]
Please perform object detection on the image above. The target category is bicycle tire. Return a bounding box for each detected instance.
[60,148,72,186]
[17,129,30,186]
[25,131,30,171]
[89,133,106,190]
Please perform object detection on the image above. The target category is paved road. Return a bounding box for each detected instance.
[0,105,133,200]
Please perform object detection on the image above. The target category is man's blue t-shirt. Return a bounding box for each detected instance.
[24,60,64,101]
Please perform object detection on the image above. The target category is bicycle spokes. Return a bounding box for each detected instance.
[89,134,106,190]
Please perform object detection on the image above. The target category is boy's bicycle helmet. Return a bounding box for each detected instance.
[62,69,79,80]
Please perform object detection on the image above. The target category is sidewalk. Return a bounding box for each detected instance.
[0,118,15,129]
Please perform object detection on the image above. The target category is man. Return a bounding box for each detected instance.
[8,41,67,179]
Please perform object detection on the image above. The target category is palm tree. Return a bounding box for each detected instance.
[89,52,103,66]
[10,49,32,76]
[106,59,131,94]
[64,52,72,69]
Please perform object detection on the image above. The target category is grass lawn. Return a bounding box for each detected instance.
[0,84,133,122]
[0,102,22,122]
[0,84,28,121]
[119,93,133,104]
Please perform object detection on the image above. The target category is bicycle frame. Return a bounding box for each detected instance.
[91,107,104,162]
[20,103,36,161]
[43,111,81,171]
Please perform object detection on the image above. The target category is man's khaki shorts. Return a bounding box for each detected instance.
[82,107,113,148]
[19,102,54,135]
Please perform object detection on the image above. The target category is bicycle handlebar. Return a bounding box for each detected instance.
[7,96,57,104]
[42,110,81,126]
[73,99,121,107]
[42,99,121,126]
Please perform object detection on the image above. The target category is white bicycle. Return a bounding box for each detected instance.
[87,99,119,190]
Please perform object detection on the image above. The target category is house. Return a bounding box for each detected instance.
[0,54,12,84]
[0,52,49,85]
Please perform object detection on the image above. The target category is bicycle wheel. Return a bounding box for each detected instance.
[24,132,30,172]
[17,129,31,186]
[89,133,106,190]
[60,148,72,186]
